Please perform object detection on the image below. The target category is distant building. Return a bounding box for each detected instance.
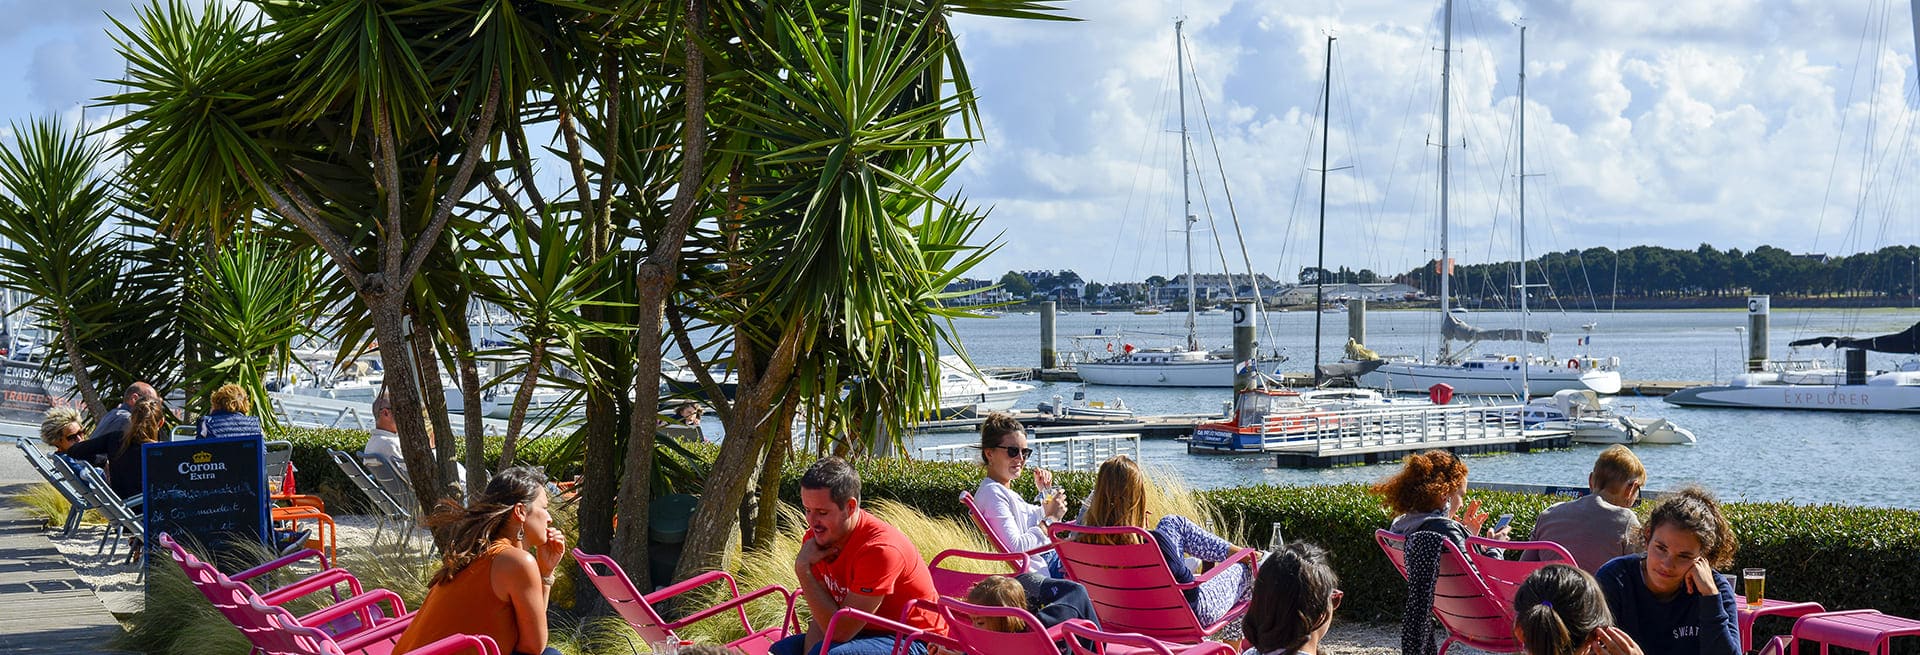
[942,278,1007,305]
[1150,273,1285,304]
[1019,270,1086,301]
[1276,282,1423,305]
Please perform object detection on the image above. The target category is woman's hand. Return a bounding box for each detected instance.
[1683,557,1718,596]
[1043,491,1067,521]
[1032,467,1054,489]
[1588,626,1643,655]
[1487,524,1512,540]
[534,527,566,577]
[1455,499,1488,535]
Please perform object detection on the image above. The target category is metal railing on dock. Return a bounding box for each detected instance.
[1288,403,1528,457]
[918,432,1140,473]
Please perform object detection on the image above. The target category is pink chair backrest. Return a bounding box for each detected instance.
[958,491,1016,554]
[160,533,347,655]
[1465,536,1575,609]
[1376,530,1521,654]
[1059,620,1235,655]
[571,550,675,644]
[930,596,1060,655]
[1049,523,1206,643]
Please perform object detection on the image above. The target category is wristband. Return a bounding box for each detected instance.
[541,573,556,586]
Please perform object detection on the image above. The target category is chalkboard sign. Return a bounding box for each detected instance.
[142,436,268,571]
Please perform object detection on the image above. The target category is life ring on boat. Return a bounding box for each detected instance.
[1568,358,1580,370]
[1107,343,1115,353]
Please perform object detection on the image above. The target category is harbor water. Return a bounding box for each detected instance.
[910,308,1920,510]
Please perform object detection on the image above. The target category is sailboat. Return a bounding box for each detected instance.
[1075,19,1284,388]
[1356,8,1622,397]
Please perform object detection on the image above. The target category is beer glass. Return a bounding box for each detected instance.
[1743,568,1766,608]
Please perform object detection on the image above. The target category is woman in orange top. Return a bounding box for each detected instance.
[393,467,567,655]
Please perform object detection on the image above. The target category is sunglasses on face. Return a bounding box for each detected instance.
[995,446,1034,459]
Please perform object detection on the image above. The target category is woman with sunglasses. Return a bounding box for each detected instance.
[972,413,1066,575]
[1592,486,1739,655]
[1242,542,1340,655]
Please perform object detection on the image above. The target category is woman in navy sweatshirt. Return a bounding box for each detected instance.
[1593,486,1740,655]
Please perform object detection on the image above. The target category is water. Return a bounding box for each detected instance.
[913,308,1920,509]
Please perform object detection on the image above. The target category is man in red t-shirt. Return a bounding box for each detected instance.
[771,457,946,655]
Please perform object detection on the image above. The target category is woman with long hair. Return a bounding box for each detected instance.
[1374,450,1509,655]
[1593,486,1739,655]
[1514,564,1642,655]
[393,467,568,655]
[1078,455,1256,632]
[1242,542,1340,655]
[971,413,1065,575]
[66,397,166,499]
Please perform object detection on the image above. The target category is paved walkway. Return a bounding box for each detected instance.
[0,426,129,654]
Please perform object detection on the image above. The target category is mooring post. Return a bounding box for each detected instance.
[1041,300,1058,370]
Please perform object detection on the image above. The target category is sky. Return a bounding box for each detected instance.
[4,1,1920,287]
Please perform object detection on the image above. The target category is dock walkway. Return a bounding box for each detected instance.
[0,482,129,654]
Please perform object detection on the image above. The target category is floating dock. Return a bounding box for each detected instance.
[914,410,1210,440]
[1270,429,1571,468]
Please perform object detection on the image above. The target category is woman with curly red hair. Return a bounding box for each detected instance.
[1373,450,1510,655]
[1373,449,1509,544]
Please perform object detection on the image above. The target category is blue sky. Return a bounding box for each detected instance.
[5,0,1919,288]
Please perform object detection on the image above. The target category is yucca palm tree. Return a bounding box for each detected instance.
[179,237,322,427]
[105,0,595,514]
[0,118,130,417]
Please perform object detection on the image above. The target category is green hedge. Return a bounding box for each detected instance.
[767,455,1920,625]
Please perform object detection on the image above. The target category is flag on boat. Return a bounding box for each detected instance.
[1577,336,1591,346]
[1236,359,1255,375]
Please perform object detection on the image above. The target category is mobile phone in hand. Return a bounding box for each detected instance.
[1490,513,1514,533]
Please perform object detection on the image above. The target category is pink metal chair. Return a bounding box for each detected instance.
[926,547,1038,599]
[234,593,495,655]
[911,596,1070,655]
[1463,535,1575,609]
[158,532,396,640]
[1787,610,1920,655]
[1376,529,1523,655]
[1057,620,1237,655]
[1049,523,1257,644]
[1737,596,1826,653]
[958,491,1018,555]
[572,549,798,655]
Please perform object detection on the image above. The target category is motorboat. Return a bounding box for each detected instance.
[664,355,1032,417]
[1665,322,1920,413]
[1038,390,1134,419]
[1532,390,1695,445]
[1360,351,1623,396]
[1187,388,1349,453]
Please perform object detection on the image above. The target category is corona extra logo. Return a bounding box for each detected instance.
[179,452,228,479]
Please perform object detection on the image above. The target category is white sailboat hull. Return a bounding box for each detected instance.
[1665,383,1920,412]
[1076,358,1285,387]
[1358,362,1621,396]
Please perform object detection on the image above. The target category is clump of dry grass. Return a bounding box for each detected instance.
[1141,462,1245,545]
[8,482,103,528]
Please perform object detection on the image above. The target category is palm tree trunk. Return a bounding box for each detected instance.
[448,307,488,497]
[368,298,444,525]
[750,400,794,552]
[614,0,709,586]
[499,340,546,467]
[405,310,458,500]
[57,315,105,418]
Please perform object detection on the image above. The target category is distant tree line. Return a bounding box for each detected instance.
[1398,244,1920,304]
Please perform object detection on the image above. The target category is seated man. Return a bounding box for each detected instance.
[1524,444,1645,571]
[364,391,405,466]
[772,457,947,655]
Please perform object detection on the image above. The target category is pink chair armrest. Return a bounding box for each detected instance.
[398,633,500,655]
[661,583,796,632]
[232,548,331,583]
[1188,547,1257,587]
[297,588,409,631]
[260,567,363,606]
[929,547,1032,571]
[822,607,954,652]
[644,569,743,605]
[336,613,418,652]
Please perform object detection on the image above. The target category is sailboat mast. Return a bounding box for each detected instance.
[1177,19,1198,351]
[1519,25,1530,399]
[1314,36,1334,385]
[1438,0,1455,360]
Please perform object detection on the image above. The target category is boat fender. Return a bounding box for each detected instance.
[1568,358,1580,370]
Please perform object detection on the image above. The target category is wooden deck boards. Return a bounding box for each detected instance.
[0,483,129,655]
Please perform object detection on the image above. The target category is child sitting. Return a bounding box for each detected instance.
[1241,542,1340,655]
[1514,564,1642,655]
[965,576,1030,633]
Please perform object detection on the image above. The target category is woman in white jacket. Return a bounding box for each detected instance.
[971,413,1066,575]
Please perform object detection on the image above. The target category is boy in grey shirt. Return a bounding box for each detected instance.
[1525,444,1645,571]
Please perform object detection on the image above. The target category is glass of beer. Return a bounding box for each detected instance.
[1743,568,1766,608]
